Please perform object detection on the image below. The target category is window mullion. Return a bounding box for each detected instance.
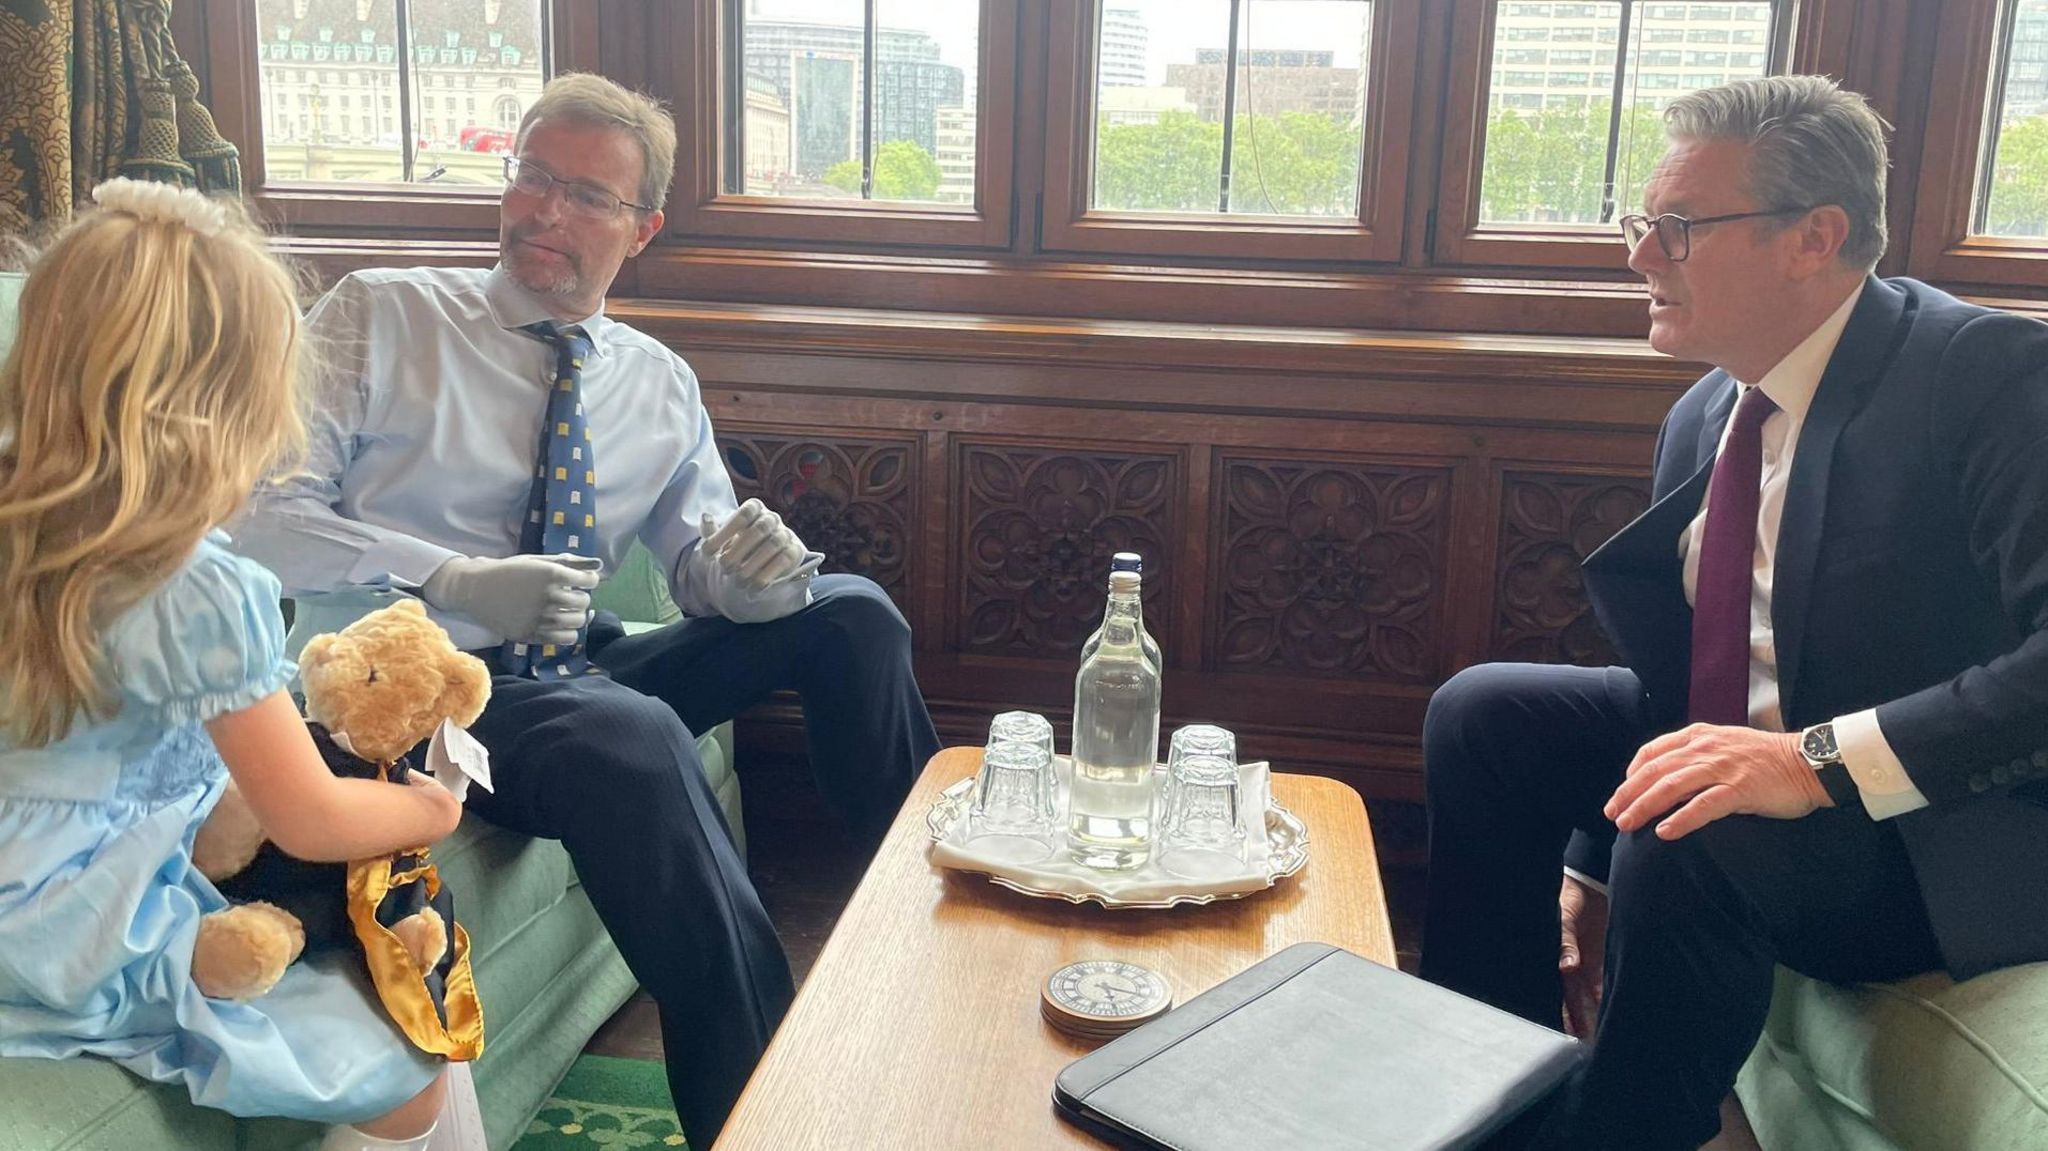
[1599,0,1637,223]
[724,1,745,196]
[1218,0,1245,213]
[395,0,416,183]
[861,0,877,199]
[1974,0,2021,233]
[539,3,554,79]
[1765,0,1794,73]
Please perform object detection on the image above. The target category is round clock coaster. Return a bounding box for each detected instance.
[1042,958,1172,1039]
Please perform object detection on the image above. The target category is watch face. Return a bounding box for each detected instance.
[1802,724,1840,762]
[1044,959,1172,1021]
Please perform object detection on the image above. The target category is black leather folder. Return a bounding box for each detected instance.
[1052,941,1585,1151]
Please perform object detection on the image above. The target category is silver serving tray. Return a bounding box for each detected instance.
[925,776,1310,909]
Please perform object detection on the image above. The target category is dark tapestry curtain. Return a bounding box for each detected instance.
[0,0,240,234]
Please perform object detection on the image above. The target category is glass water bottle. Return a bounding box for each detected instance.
[1078,552,1162,676]
[1066,564,1163,870]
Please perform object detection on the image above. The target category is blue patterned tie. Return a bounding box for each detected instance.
[504,322,598,680]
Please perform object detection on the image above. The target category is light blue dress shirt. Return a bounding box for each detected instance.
[234,265,739,651]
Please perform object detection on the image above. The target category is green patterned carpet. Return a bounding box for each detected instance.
[513,1055,690,1150]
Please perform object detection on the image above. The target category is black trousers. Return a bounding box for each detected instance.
[1418,663,1942,1150]
[461,575,939,1145]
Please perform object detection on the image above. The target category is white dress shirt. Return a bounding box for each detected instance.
[1677,285,1929,820]
[233,265,741,651]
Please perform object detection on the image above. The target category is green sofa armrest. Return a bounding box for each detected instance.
[1737,962,2048,1151]
[589,540,682,631]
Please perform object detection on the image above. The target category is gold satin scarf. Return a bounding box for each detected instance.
[344,765,485,1060]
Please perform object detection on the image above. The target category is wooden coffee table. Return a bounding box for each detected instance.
[713,746,1394,1150]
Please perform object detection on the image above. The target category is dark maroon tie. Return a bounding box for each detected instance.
[1689,386,1778,726]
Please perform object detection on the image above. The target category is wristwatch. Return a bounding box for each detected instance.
[1799,722,1863,807]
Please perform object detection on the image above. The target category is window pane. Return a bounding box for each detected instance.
[1979,0,2048,237]
[409,0,548,186]
[1479,2,1622,224]
[1092,0,1373,218]
[732,0,975,205]
[255,0,547,187]
[1479,0,1777,226]
[877,0,976,204]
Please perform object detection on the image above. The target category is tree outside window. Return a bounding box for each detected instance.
[1978,0,2048,236]
[1087,0,1373,218]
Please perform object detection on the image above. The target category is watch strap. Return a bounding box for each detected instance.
[1815,762,1862,809]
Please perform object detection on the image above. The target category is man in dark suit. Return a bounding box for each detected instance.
[1419,75,2048,1149]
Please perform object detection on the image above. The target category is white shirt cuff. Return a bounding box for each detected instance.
[1563,866,1608,897]
[349,535,465,590]
[1834,709,1931,820]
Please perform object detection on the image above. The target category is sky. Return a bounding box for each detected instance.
[742,0,1373,89]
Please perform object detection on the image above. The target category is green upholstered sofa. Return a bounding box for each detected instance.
[0,365,731,1151]
[1738,963,2048,1150]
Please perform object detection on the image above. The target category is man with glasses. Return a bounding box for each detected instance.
[232,73,939,1145]
[1420,75,2048,1148]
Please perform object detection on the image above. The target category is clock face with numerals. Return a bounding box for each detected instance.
[1044,959,1172,1021]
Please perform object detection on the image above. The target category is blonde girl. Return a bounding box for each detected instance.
[0,180,464,1151]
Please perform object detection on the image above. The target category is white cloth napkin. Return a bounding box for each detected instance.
[930,759,1273,903]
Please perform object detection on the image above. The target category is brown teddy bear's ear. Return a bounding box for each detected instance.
[439,649,493,729]
[392,598,428,619]
[299,634,336,673]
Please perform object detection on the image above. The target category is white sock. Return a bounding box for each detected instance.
[318,1119,438,1151]
[424,1062,487,1151]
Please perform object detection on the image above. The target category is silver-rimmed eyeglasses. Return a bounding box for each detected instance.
[503,156,656,220]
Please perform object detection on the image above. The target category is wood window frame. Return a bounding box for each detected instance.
[1037,0,1419,264]
[1905,0,2048,290]
[1428,0,1841,272]
[185,0,598,240]
[662,0,1020,251]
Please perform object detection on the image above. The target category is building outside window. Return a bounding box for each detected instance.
[254,0,549,185]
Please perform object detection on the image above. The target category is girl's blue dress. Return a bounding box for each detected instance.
[0,533,439,1123]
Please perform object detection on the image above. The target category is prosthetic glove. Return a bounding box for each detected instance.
[687,498,823,624]
[420,554,600,645]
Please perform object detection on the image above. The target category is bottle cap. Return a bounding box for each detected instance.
[1110,552,1143,574]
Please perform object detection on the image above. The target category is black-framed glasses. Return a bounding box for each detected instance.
[502,156,656,220]
[1618,207,1815,262]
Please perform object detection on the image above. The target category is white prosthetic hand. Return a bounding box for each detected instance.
[689,498,823,624]
[420,554,601,645]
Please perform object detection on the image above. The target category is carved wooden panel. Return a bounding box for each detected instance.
[1492,471,1652,666]
[958,443,1178,658]
[1214,457,1453,681]
[718,433,917,609]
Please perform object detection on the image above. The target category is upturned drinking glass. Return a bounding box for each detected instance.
[1158,723,1238,816]
[968,740,1059,862]
[987,710,1056,763]
[1168,723,1237,766]
[1156,747,1249,882]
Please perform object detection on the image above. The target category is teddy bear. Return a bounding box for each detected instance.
[189,598,492,1059]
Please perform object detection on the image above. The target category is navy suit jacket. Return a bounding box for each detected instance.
[1579,276,2048,980]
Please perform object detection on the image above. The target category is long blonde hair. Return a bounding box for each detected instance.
[0,181,307,747]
